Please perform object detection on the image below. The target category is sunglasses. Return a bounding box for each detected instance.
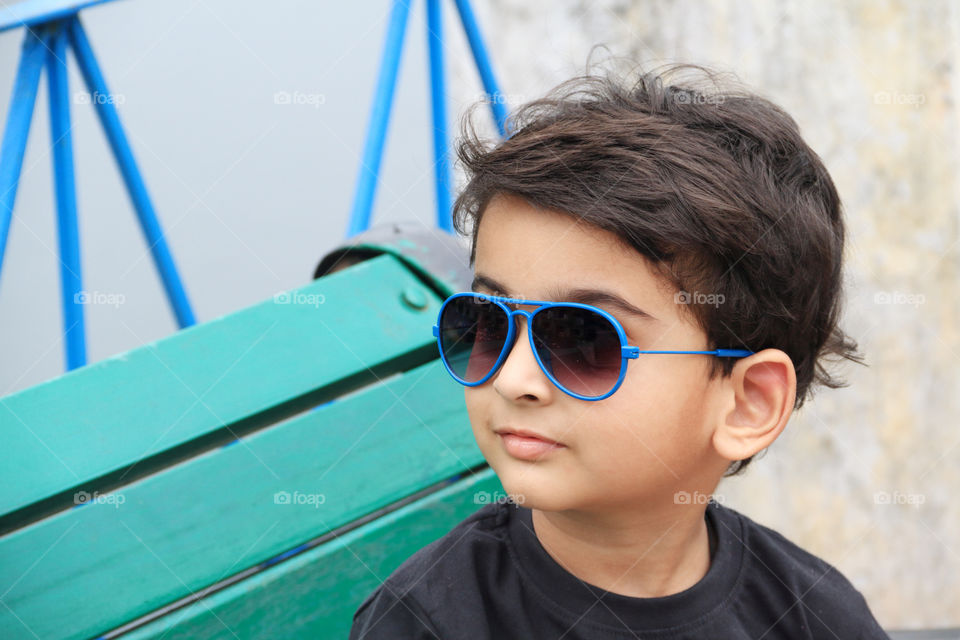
[432,292,754,401]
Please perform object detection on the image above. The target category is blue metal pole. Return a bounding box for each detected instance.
[346,0,413,237]
[47,22,87,370]
[67,15,196,328]
[452,0,509,136]
[426,0,452,232]
[0,28,46,280]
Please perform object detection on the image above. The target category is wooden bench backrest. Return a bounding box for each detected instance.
[0,253,500,638]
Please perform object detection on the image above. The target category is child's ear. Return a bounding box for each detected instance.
[712,349,797,464]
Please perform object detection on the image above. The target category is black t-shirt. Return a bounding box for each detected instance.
[349,499,889,639]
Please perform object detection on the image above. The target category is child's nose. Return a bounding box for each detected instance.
[492,314,554,402]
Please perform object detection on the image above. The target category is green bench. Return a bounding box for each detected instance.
[4,231,947,639]
[0,240,503,638]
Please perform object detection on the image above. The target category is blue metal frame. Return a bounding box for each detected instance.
[0,28,46,298]
[452,0,509,136]
[346,0,412,238]
[0,0,115,34]
[47,23,87,369]
[67,17,195,329]
[426,0,452,233]
[347,0,507,238]
[0,3,196,371]
[3,0,501,368]
[433,292,755,401]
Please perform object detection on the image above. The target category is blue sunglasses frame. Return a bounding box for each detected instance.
[432,292,754,401]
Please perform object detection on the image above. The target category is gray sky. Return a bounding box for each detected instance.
[0,0,472,393]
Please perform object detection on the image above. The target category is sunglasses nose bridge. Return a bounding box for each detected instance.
[504,308,537,343]
[504,307,533,322]
[497,308,522,344]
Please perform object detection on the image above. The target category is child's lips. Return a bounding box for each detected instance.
[494,428,567,461]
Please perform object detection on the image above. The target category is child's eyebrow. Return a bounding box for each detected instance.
[470,273,509,295]
[558,287,658,321]
[471,273,657,321]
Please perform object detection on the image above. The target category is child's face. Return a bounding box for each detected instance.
[465,193,731,512]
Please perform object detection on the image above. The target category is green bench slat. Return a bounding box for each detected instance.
[0,360,480,640]
[0,254,442,521]
[121,468,502,640]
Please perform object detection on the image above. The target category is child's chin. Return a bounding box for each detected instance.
[494,477,575,512]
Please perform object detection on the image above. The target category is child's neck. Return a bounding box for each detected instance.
[530,503,712,598]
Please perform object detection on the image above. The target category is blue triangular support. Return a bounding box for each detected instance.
[0,1,196,371]
[346,0,509,238]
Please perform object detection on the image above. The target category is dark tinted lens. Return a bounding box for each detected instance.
[531,306,623,397]
[439,296,510,383]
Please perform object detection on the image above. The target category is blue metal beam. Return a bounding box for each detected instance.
[453,0,509,136]
[47,22,87,369]
[346,0,413,237]
[0,0,115,34]
[0,28,46,279]
[67,15,196,328]
[426,0,452,232]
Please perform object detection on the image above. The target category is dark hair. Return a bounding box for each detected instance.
[451,62,864,476]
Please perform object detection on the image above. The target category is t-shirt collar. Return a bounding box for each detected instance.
[505,500,743,631]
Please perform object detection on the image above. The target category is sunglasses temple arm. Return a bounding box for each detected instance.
[627,348,754,358]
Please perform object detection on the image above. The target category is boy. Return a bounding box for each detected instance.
[349,63,888,639]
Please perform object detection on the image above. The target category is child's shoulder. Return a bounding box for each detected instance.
[351,500,887,639]
[715,501,858,586]
[711,501,884,634]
